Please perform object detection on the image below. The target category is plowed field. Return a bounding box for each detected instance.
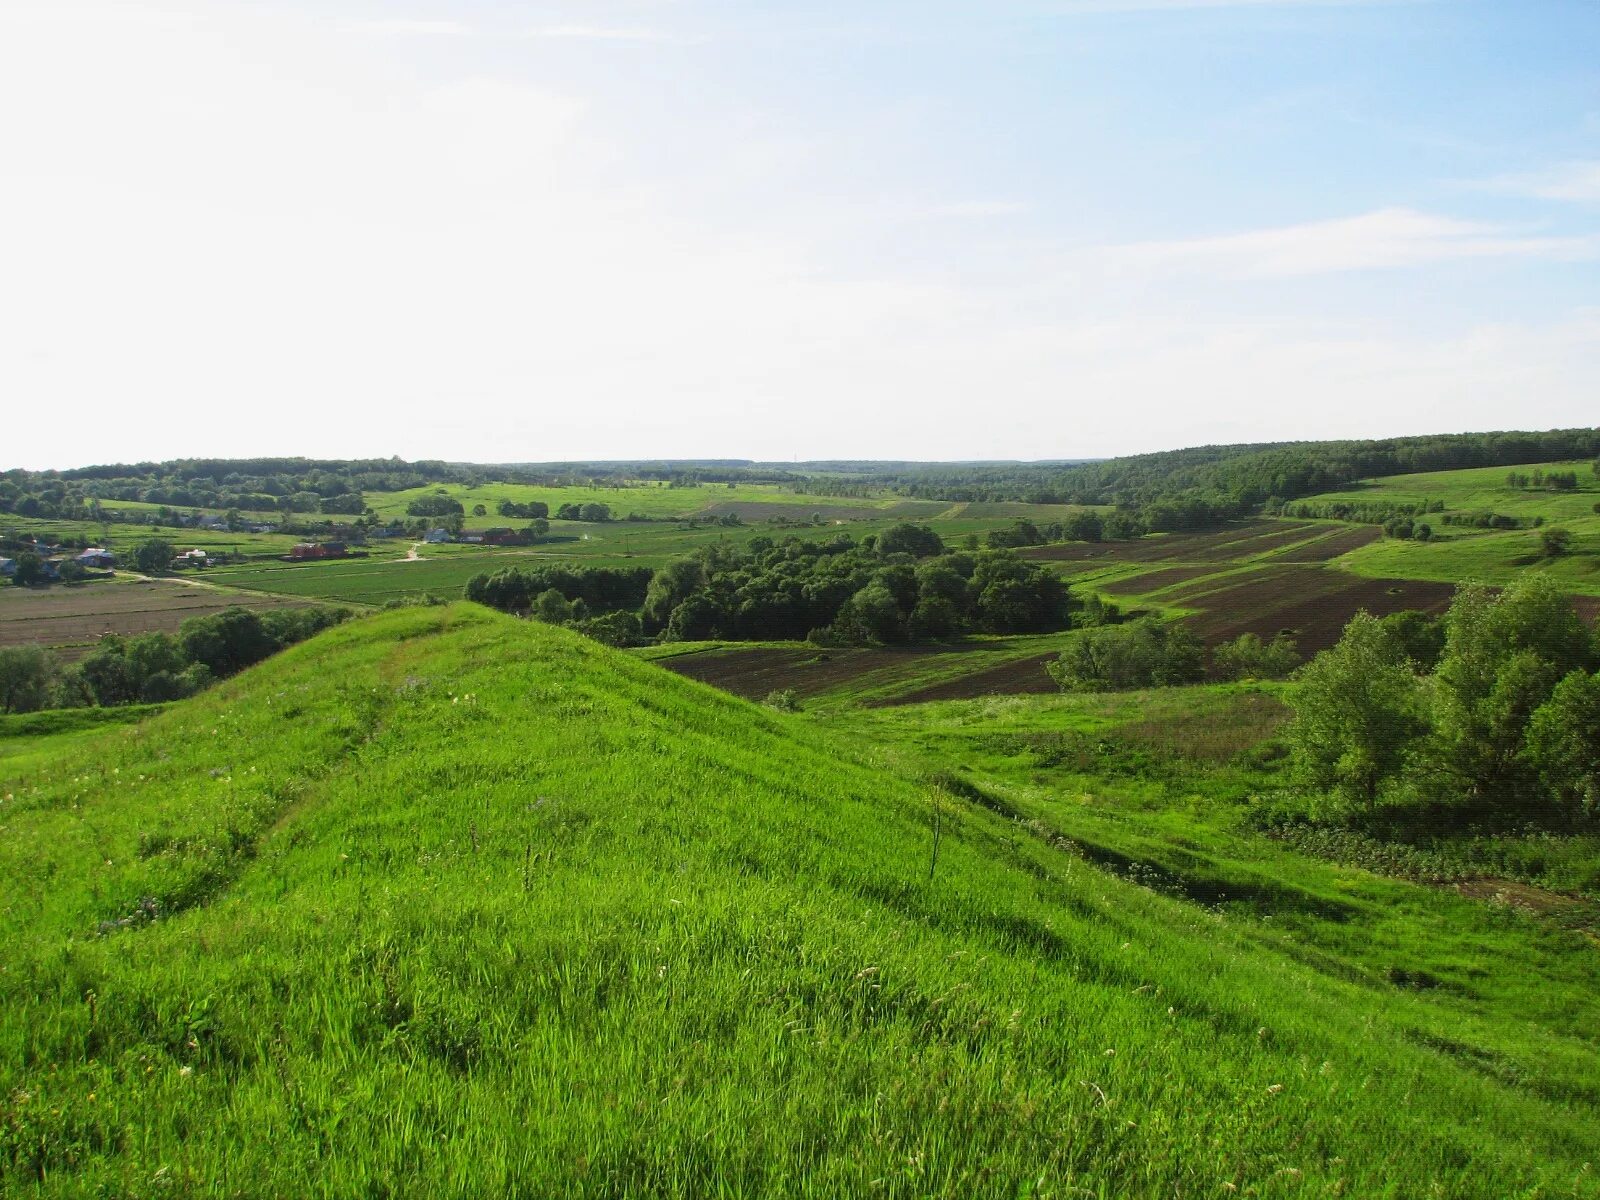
[0,579,316,658]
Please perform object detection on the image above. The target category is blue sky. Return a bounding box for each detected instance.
[1,0,1596,466]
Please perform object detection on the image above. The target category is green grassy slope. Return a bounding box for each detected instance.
[1315,461,1600,594]
[2,606,1597,1197]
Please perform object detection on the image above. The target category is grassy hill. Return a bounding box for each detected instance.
[2,605,1598,1196]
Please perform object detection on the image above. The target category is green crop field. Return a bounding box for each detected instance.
[2,605,1596,1196]
[363,480,939,523]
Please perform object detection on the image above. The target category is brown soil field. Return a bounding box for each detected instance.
[1100,566,1222,596]
[1159,563,1303,604]
[659,645,945,700]
[1020,521,1305,565]
[885,653,1059,705]
[0,579,314,658]
[1180,570,1457,655]
[1271,525,1382,562]
[1197,523,1336,561]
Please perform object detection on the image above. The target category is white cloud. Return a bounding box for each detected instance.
[336,18,472,37]
[0,0,1594,467]
[927,200,1031,218]
[1483,161,1600,203]
[521,25,688,43]
[1101,208,1600,277]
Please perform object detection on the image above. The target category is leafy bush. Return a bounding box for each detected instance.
[1211,632,1299,681]
[1047,617,1205,692]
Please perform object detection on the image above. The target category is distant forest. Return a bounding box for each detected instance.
[804,428,1600,530]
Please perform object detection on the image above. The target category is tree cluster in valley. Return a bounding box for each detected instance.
[1287,575,1600,824]
[0,606,350,714]
[466,524,1089,645]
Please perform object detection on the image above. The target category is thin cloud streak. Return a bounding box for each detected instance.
[1482,161,1600,204]
[1101,208,1600,278]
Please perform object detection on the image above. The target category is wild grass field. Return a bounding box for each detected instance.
[1,605,1597,1196]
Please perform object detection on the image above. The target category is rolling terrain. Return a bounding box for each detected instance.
[2,605,1597,1195]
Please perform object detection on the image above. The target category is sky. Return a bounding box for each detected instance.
[2,0,1597,469]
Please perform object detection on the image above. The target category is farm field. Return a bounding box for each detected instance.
[644,631,1081,710]
[0,578,319,657]
[362,480,946,523]
[0,514,311,559]
[1296,460,1600,594]
[642,508,1599,709]
[2,605,1598,1196]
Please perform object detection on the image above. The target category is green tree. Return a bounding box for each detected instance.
[0,645,55,713]
[1048,617,1204,693]
[1288,613,1424,808]
[1539,527,1572,557]
[1432,576,1594,801]
[876,523,945,559]
[1526,670,1600,817]
[643,560,706,631]
[1211,632,1299,681]
[1377,610,1445,672]
[134,538,175,574]
[532,588,575,624]
[179,608,276,677]
[12,552,45,586]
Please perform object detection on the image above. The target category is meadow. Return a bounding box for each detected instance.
[362,480,948,523]
[1301,460,1600,594]
[1,604,1596,1196]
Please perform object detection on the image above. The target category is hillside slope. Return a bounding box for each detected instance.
[1,605,1597,1197]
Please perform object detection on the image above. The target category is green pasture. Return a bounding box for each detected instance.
[1336,524,1600,593]
[1302,459,1600,523]
[363,480,926,522]
[1,605,1597,1195]
[2,515,310,560]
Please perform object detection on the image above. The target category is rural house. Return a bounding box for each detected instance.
[287,542,349,561]
[76,548,115,568]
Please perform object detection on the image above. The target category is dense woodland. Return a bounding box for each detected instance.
[466,525,1083,645]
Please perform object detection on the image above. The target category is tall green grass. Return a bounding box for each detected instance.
[1,606,1596,1196]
